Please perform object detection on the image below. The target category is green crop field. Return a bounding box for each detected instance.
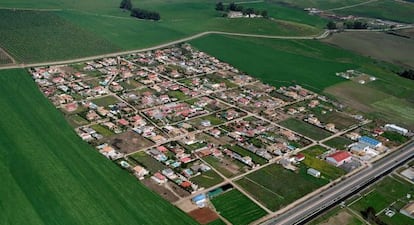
[238,1,328,28]
[0,0,324,63]
[273,0,367,10]
[0,69,197,225]
[0,10,120,63]
[191,35,358,92]
[279,118,332,140]
[335,0,414,24]
[211,189,267,225]
[236,164,327,211]
[349,175,414,213]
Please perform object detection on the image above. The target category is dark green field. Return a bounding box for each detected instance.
[236,164,328,211]
[335,0,414,23]
[0,10,120,63]
[0,69,197,225]
[0,0,324,63]
[323,136,353,149]
[191,35,356,92]
[211,189,267,225]
[279,118,332,140]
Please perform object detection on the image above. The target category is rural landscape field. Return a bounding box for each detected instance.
[0,0,413,225]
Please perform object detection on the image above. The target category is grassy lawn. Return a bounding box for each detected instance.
[184,141,207,151]
[349,175,414,214]
[66,114,89,127]
[192,114,226,127]
[302,145,330,157]
[92,95,119,108]
[301,146,346,180]
[279,118,332,140]
[167,90,189,101]
[236,164,328,211]
[0,10,120,63]
[324,136,353,149]
[130,151,167,173]
[0,69,197,225]
[211,189,267,225]
[90,124,114,137]
[381,131,409,145]
[190,170,224,188]
[225,144,268,165]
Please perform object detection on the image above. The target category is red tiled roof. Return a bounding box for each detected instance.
[328,151,351,162]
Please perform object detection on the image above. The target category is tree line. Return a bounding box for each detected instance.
[120,0,161,21]
[398,69,414,80]
[215,2,268,18]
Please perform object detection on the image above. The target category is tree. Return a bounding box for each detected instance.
[326,21,337,29]
[228,2,237,11]
[244,8,255,16]
[261,10,268,18]
[130,8,161,21]
[398,69,414,80]
[120,0,132,11]
[215,2,224,11]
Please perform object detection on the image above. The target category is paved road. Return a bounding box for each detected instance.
[0,30,329,71]
[260,141,414,225]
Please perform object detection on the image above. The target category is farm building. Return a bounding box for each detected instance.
[401,167,414,181]
[400,202,414,219]
[385,124,409,136]
[326,151,352,167]
[359,136,382,148]
[307,168,321,178]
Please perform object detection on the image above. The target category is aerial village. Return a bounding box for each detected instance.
[29,43,412,224]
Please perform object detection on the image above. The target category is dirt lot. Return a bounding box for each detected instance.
[323,31,414,68]
[169,181,190,198]
[142,179,179,202]
[319,210,357,225]
[107,131,154,153]
[189,207,219,224]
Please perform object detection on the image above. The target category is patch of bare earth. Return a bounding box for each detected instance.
[319,210,353,225]
[188,207,219,224]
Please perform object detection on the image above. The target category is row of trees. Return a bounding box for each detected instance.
[120,0,161,21]
[398,69,414,80]
[344,20,368,29]
[130,8,161,21]
[215,2,268,18]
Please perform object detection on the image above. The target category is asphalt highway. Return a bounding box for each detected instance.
[262,141,414,225]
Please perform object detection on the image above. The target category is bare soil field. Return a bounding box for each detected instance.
[323,31,414,68]
[319,210,359,225]
[107,131,154,154]
[142,179,179,203]
[188,208,219,224]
